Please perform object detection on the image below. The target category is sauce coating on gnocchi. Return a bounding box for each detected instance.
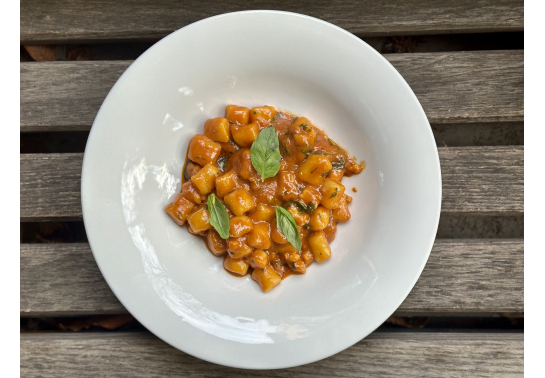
[165,105,364,292]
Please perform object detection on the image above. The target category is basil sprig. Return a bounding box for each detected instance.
[250,126,281,182]
[207,194,229,239]
[275,206,302,251]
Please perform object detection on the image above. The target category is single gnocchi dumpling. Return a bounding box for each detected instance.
[250,106,276,126]
[230,123,259,148]
[296,155,333,186]
[225,105,250,125]
[204,117,230,143]
[187,206,212,233]
[224,188,256,216]
[188,135,221,165]
[191,164,220,195]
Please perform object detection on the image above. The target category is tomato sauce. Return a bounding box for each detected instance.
[167,105,364,292]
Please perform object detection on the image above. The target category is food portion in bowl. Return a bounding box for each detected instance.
[165,105,364,292]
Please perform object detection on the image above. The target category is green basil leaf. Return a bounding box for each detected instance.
[275,206,302,251]
[207,194,229,239]
[250,126,281,182]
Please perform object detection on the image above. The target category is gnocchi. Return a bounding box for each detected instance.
[165,104,364,292]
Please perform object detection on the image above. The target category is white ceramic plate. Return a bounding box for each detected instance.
[82,11,441,369]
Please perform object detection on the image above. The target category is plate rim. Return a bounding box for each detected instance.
[81,9,442,369]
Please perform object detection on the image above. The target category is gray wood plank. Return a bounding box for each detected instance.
[20,332,524,377]
[20,0,523,44]
[20,239,524,317]
[20,153,83,221]
[20,51,523,132]
[20,61,129,132]
[387,51,523,124]
[20,147,524,221]
[440,146,524,215]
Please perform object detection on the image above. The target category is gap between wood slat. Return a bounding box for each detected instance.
[20,32,524,64]
[19,315,524,333]
[19,213,525,243]
[19,122,525,155]
[20,239,524,317]
[20,51,523,131]
[20,331,523,377]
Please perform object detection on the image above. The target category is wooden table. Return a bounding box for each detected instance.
[20,1,524,376]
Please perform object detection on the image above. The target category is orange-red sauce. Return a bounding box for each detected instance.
[166,105,365,292]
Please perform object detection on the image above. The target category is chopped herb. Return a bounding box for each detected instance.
[300,123,308,131]
[314,151,337,156]
[303,223,311,230]
[283,200,316,214]
[329,187,339,199]
[331,156,346,170]
[328,138,341,150]
[321,169,332,177]
[204,205,208,210]
[311,167,318,174]
[183,161,192,181]
[289,262,296,270]
[262,268,265,273]
[216,155,229,172]
[253,111,257,114]
[279,141,290,156]
[177,212,183,221]
[251,259,255,264]
[301,148,313,156]
[274,261,279,267]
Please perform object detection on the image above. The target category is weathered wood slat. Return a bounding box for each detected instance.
[19,147,524,221]
[21,61,129,132]
[20,153,82,221]
[20,332,523,377]
[20,239,524,317]
[20,0,524,44]
[440,146,523,215]
[20,51,523,132]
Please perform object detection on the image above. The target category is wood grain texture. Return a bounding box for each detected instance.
[20,0,524,44]
[439,146,524,215]
[20,51,523,132]
[387,51,523,124]
[20,61,129,132]
[20,154,83,221]
[20,332,523,377]
[20,240,523,317]
[20,147,524,221]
